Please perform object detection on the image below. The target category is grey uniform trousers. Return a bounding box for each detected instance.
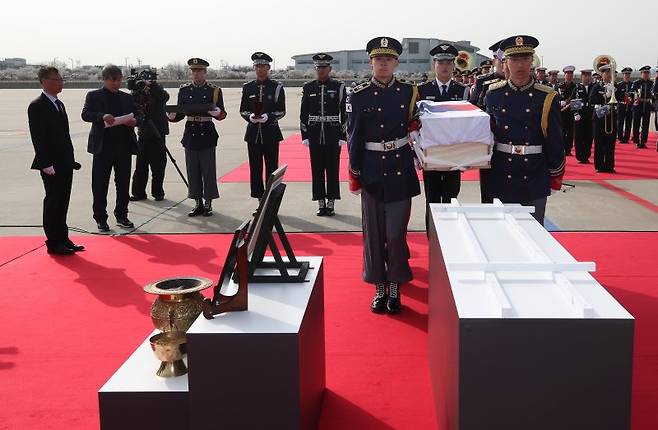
[360,189,413,285]
[185,146,219,200]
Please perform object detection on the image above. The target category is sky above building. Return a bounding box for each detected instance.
[3,0,655,71]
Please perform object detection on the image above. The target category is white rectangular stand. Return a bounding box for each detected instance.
[428,200,634,430]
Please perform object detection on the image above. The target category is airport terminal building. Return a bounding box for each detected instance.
[292,38,489,73]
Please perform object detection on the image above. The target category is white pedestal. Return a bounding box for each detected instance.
[98,257,325,430]
[428,200,634,430]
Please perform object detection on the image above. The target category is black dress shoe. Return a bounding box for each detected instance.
[64,240,85,252]
[129,195,147,201]
[202,200,213,217]
[116,217,135,228]
[189,199,204,217]
[371,283,388,314]
[153,195,165,201]
[325,207,335,217]
[47,243,74,256]
[386,282,402,314]
[97,221,110,232]
[316,207,327,216]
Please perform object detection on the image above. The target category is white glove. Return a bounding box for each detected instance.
[208,107,222,118]
[249,113,259,123]
[409,130,420,143]
[302,139,310,147]
[338,140,347,146]
[560,101,567,108]
[574,114,581,122]
[166,112,177,121]
[257,113,269,124]
[42,166,55,175]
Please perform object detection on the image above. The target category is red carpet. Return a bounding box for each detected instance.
[219,133,657,183]
[0,232,656,429]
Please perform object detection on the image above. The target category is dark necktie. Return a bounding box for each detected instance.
[55,99,64,114]
[441,84,447,96]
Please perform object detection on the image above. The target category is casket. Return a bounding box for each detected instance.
[415,100,494,171]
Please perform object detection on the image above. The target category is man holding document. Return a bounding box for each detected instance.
[82,65,138,231]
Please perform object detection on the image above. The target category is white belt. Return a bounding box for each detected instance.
[365,137,408,152]
[308,115,340,123]
[186,116,213,122]
[495,143,542,155]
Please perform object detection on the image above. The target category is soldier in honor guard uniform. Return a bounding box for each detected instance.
[574,69,595,163]
[167,58,226,217]
[536,67,549,85]
[346,36,420,314]
[616,67,634,143]
[416,43,469,227]
[558,66,578,156]
[480,59,493,76]
[632,65,653,148]
[239,52,286,198]
[547,70,560,91]
[300,53,347,216]
[485,35,565,226]
[590,64,617,173]
[470,40,506,203]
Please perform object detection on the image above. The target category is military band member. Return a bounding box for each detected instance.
[485,35,565,226]
[558,66,578,156]
[347,36,420,314]
[592,72,601,84]
[574,69,595,163]
[416,43,469,223]
[480,59,493,75]
[535,67,549,85]
[616,67,634,143]
[632,65,653,148]
[454,71,464,84]
[239,52,286,198]
[167,58,225,217]
[300,53,347,216]
[470,39,506,203]
[590,64,617,173]
[547,70,559,91]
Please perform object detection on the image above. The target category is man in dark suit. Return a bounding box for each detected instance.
[28,67,83,255]
[82,65,138,231]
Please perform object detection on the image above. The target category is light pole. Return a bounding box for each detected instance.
[69,57,74,70]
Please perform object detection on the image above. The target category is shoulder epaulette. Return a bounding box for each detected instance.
[488,80,508,91]
[179,82,191,88]
[396,77,414,85]
[207,82,217,88]
[534,82,555,93]
[352,80,371,94]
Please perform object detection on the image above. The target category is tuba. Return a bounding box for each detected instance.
[455,51,474,72]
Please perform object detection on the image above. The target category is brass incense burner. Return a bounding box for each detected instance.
[144,276,212,377]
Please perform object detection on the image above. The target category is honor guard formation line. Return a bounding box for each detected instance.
[27,34,658,313]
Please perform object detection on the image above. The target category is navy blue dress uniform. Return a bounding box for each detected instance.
[347,36,420,314]
[485,35,565,226]
[547,70,560,91]
[239,52,286,198]
[470,39,506,203]
[632,66,653,148]
[616,68,635,143]
[558,65,578,156]
[417,43,470,207]
[574,69,595,163]
[590,65,617,172]
[169,58,226,216]
[300,53,347,215]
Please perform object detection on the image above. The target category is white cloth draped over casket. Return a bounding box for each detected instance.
[414,100,494,171]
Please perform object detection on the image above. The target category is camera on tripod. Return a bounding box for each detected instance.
[127,68,158,92]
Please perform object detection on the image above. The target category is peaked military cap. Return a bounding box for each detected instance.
[580,68,593,75]
[500,35,539,57]
[598,64,612,72]
[548,70,559,76]
[366,36,403,58]
[536,66,547,72]
[430,43,458,61]
[639,65,651,72]
[188,58,209,70]
[480,59,493,67]
[563,65,575,73]
[621,67,633,74]
[251,52,273,65]
[312,53,333,67]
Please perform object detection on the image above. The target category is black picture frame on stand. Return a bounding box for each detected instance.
[243,165,310,283]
